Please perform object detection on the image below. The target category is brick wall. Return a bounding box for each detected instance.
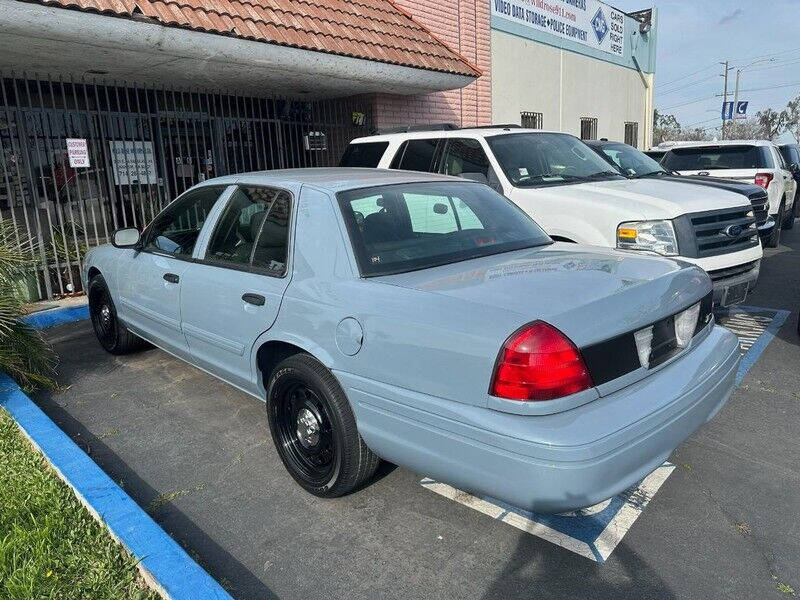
[371,0,491,128]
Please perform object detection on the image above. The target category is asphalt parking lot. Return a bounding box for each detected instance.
[34,229,800,600]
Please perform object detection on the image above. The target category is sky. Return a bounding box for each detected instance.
[610,0,800,137]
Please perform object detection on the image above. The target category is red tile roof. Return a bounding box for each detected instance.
[29,0,481,77]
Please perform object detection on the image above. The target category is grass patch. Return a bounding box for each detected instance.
[0,408,159,600]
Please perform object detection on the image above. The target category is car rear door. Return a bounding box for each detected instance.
[116,184,230,357]
[178,184,295,392]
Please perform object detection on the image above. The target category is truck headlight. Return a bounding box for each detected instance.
[616,220,679,256]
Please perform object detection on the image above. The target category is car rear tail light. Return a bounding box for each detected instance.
[754,173,773,189]
[490,321,593,401]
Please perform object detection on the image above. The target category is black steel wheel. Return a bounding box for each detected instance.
[88,275,146,355]
[274,382,337,486]
[266,354,380,497]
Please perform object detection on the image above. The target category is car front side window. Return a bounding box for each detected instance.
[204,186,291,276]
[142,186,227,257]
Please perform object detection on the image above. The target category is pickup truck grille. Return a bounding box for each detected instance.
[674,206,760,259]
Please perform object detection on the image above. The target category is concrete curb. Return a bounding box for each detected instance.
[2,305,232,600]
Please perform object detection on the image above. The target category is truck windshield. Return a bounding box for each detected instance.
[662,145,773,171]
[593,143,668,178]
[337,181,552,276]
[486,133,625,187]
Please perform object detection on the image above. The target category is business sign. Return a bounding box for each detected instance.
[65,138,89,168]
[108,140,157,185]
[492,0,625,57]
[722,101,749,121]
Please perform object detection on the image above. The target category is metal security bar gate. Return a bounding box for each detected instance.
[0,73,372,300]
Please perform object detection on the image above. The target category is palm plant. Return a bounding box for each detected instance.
[0,219,56,390]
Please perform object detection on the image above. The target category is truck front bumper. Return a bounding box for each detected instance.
[341,324,740,513]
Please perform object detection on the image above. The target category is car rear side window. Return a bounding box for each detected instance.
[662,146,773,171]
[389,139,440,172]
[339,142,389,167]
[205,186,291,276]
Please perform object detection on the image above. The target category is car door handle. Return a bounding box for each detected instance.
[163,273,179,283]
[242,293,265,306]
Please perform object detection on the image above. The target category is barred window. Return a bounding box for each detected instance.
[580,117,598,141]
[624,122,639,147]
[521,111,543,129]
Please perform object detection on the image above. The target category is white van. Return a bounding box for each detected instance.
[341,127,763,307]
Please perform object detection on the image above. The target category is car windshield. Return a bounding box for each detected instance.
[486,133,625,187]
[662,145,773,171]
[337,181,552,277]
[596,143,668,178]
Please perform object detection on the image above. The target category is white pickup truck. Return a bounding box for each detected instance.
[341,127,763,307]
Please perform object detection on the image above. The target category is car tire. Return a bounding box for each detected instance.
[784,196,796,230]
[88,274,147,354]
[767,201,784,247]
[266,353,380,498]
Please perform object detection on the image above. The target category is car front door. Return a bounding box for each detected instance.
[116,185,230,357]
[179,184,295,392]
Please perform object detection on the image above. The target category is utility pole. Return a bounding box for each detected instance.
[732,68,741,131]
[721,61,730,139]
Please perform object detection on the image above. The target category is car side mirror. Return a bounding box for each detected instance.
[112,227,141,248]
[459,172,491,188]
[790,163,799,175]
[432,202,449,215]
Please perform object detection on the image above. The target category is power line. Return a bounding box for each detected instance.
[661,94,717,111]
[655,46,800,90]
[660,73,720,96]
[715,81,800,95]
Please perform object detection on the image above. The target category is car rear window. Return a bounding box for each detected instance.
[662,145,773,171]
[339,142,389,168]
[337,181,551,276]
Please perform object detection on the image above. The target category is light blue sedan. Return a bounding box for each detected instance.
[82,169,740,512]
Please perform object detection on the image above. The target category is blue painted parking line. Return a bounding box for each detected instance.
[422,305,790,563]
[22,303,89,329]
[4,304,231,600]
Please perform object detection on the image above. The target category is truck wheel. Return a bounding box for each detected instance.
[266,354,380,497]
[784,196,795,230]
[88,275,147,355]
[767,201,784,247]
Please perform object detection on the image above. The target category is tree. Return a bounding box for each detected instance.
[781,94,800,142]
[724,118,765,140]
[0,219,56,390]
[756,108,786,140]
[652,109,681,145]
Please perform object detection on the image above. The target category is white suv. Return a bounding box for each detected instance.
[659,140,797,247]
[341,127,763,307]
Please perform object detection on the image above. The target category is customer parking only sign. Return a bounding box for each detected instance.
[492,0,625,57]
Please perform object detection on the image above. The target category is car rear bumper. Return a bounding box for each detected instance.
[339,324,740,513]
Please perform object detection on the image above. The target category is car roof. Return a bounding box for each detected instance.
[350,127,564,144]
[658,139,775,149]
[193,167,465,193]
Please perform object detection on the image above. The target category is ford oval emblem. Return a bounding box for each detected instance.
[723,224,743,237]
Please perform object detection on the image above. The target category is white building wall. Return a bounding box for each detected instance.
[491,30,654,148]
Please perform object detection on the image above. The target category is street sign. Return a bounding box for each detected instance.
[65,138,89,168]
[722,101,749,121]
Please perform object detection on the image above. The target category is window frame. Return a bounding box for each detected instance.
[520,111,544,129]
[580,117,598,141]
[139,184,229,261]
[624,122,639,148]
[197,184,295,278]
